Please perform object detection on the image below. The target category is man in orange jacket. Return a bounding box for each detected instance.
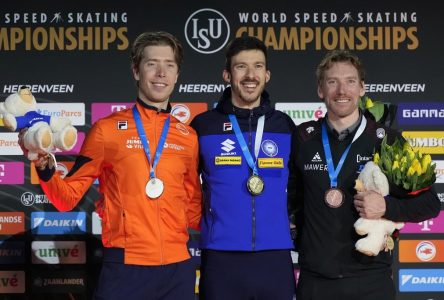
[19,31,202,300]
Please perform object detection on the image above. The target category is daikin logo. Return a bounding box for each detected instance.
[399,269,444,291]
[31,212,86,235]
[184,8,230,54]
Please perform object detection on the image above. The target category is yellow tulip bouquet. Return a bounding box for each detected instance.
[374,136,436,196]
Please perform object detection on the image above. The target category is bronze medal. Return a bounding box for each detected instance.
[247,175,264,196]
[324,188,344,208]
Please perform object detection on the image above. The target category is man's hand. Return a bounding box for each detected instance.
[353,190,386,219]
[18,128,51,170]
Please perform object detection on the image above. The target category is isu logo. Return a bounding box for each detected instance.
[184,8,230,54]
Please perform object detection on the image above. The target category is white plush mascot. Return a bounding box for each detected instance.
[0,86,77,160]
[354,161,404,256]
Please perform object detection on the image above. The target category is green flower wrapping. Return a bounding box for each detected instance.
[374,136,436,195]
[359,95,397,128]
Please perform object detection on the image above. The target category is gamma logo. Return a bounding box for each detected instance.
[184,8,230,54]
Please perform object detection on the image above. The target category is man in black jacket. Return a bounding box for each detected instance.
[288,49,441,300]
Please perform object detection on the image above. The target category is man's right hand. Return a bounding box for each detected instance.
[18,128,51,170]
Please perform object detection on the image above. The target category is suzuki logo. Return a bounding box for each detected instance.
[221,139,235,152]
[184,8,230,54]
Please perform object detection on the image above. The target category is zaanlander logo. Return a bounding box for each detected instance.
[184,8,230,54]
[235,11,419,51]
[1,11,129,51]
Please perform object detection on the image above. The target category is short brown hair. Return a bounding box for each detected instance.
[316,49,365,84]
[225,36,268,71]
[131,31,183,71]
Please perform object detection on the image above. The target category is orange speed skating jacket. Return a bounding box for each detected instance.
[39,100,202,266]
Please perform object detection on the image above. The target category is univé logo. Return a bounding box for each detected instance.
[184,8,230,54]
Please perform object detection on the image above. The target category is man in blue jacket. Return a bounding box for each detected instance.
[191,36,296,299]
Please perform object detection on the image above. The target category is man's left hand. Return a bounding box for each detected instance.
[353,191,386,219]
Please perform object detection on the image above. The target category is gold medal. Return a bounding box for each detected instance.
[386,236,394,251]
[324,188,344,208]
[247,175,264,196]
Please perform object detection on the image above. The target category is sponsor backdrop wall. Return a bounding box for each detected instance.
[1,0,443,299]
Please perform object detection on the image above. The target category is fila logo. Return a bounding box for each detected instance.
[221,139,235,152]
[117,121,128,130]
[223,122,232,131]
[312,152,322,162]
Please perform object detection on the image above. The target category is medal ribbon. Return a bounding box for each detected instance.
[132,105,170,179]
[321,116,367,188]
[228,114,265,176]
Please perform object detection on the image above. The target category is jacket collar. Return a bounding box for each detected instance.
[215,87,273,118]
[136,97,172,113]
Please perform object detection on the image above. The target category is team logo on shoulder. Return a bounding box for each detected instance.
[261,140,278,157]
[376,128,386,139]
[176,123,189,135]
[306,126,315,134]
[117,121,128,130]
[171,104,191,123]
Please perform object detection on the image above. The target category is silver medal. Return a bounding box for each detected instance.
[145,178,164,199]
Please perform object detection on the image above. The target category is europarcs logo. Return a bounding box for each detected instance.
[184,8,230,54]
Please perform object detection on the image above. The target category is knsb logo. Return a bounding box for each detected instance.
[171,104,191,123]
[184,8,230,54]
[31,241,86,264]
[31,212,86,235]
[399,240,444,263]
